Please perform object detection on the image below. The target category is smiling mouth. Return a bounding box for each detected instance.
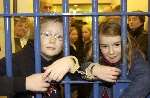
[109,56,117,60]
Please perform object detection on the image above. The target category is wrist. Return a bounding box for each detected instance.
[68,56,80,73]
[90,64,96,75]
[85,63,99,79]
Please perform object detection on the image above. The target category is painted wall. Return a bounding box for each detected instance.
[0,0,14,59]
[17,0,33,13]
[112,0,148,11]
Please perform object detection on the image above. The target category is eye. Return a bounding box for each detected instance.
[57,35,63,39]
[57,35,63,41]
[114,43,121,47]
[42,32,50,37]
[128,18,131,21]
[116,43,120,46]
[100,45,108,48]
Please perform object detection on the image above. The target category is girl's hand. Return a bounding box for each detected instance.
[26,73,50,92]
[92,65,121,82]
[43,56,77,82]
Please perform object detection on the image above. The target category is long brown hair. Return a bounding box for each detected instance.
[99,22,143,68]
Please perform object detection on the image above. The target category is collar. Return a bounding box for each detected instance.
[128,24,144,38]
[101,56,121,68]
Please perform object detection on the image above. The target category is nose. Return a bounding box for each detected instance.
[49,37,56,43]
[108,46,114,55]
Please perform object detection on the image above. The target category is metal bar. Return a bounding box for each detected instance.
[120,0,128,79]
[4,0,12,77]
[148,0,150,63]
[3,0,150,97]
[62,0,71,98]
[1,12,150,17]
[63,0,70,56]
[33,0,42,98]
[113,0,128,98]
[92,0,100,98]
[61,79,130,84]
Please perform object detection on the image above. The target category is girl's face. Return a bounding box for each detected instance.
[100,35,121,63]
[14,22,29,38]
[70,28,78,44]
[40,21,63,57]
[82,25,91,43]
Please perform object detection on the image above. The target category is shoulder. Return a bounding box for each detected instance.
[131,49,147,68]
[130,49,150,73]
[132,48,145,61]
[138,30,148,39]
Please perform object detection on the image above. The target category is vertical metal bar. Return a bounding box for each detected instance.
[113,1,129,98]
[120,0,128,79]
[148,1,150,97]
[148,0,150,63]
[33,0,42,98]
[4,0,12,77]
[92,0,100,98]
[62,0,70,56]
[62,0,70,98]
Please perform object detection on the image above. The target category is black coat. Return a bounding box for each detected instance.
[128,24,148,60]
[14,38,33,53]
[0,42,63,98]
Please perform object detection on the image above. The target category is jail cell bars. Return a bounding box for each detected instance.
[1,0,150,98]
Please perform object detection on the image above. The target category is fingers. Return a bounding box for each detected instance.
[109,69,120,76]
[97,74,118,83]
[43,67,52,79]
[40,88,48,92]
[43,82,50,88]
[40,83,50,91]
[46,72,64,82]
[94,66,121,83]
[105,78,117,83]
[110,67,121,73]
[107,68,120,82]
[108,74,118,80]
[43,66,67,82]
[56,73,64,82]
[50,73,59,82]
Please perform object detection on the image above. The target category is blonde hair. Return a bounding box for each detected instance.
[14,16,32,38]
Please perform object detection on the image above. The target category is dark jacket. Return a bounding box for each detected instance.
[128,25,148,60]
[119,50,150,98]
[14,38,33,53]
[0,42,63,98]
[80,49,150,98]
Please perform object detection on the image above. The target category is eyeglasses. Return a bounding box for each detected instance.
[41,31,63,41]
